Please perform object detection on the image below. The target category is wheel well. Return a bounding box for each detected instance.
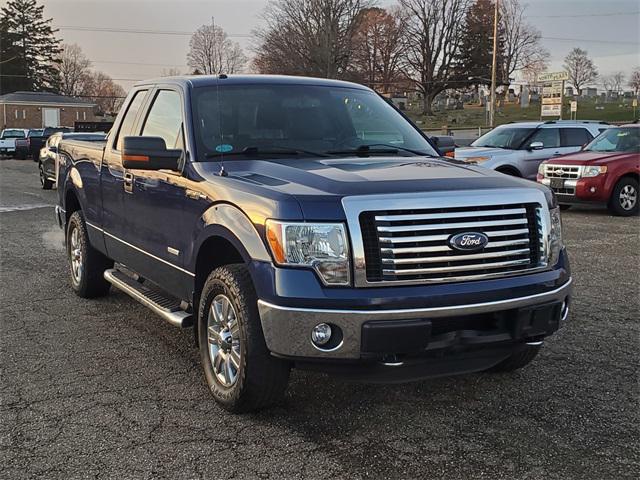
[194,236,245,304]
[65,189,81,224]
[496,166,522,177]
[616,172,639,185]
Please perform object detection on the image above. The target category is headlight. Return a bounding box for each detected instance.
[548,207,563,266]
[463,156,490,164]
[538,163,546,176]
[582,165,607,177]
[265,220,350,286]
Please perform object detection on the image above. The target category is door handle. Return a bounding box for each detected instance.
[124,172,133,193]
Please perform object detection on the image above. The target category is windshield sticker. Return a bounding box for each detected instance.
[617,132,629,137]
[215,144,233,153]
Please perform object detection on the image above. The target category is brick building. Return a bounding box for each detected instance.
[0,91,98,129]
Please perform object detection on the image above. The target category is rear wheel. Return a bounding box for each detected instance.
[488,344,541,372]
[198,264,290,412]
[67,211,113,298]
[608,177,638,216]
[39,162,53,190]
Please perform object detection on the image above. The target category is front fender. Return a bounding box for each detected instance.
[188,202,272,272]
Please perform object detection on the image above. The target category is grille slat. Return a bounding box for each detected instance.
[544,165,582,179]
[360,203,544,284]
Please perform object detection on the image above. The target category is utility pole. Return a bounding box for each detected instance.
[489,0,499,128]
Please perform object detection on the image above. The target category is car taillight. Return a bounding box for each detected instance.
[445,151,455,158]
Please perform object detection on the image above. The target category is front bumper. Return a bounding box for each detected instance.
[258,277,572,360]
[541,175,609,204]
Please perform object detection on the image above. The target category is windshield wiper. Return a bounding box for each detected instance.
[205,146,328,158]
[327,144,433,157]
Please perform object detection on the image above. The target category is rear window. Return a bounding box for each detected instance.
[1,129,25,139]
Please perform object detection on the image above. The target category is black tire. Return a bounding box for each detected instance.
[559,204,572,211]
[487,344,541,372]
[39,162,53,190]
[608,177,639,217]
[66,211,113,298]
[198,264,290,413]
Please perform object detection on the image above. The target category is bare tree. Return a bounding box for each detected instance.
[399,0,471,115]
[629,68,640,96]
[563,48,598,95]
[253,0,369,78]
[187,24,246,74]
[611,71,625,95]
[500,0,548,84]
[351,7,406,92]
[161,67,182,77]
[82,71,126,115]
[58,43,92,97]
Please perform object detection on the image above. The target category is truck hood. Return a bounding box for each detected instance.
[193,156,553,220]
[454,146,514,159]
[545,150,639,165]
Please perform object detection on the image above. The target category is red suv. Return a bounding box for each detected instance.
[538,124,640,216]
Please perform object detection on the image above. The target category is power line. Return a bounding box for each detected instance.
[541,36,639,45]
[530,11,640,18]
[53,25,252,38]
[92,60,189,68]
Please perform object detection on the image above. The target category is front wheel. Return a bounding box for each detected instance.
[198,264,290,412]
[608,177,639,216]
[39,162,53,190]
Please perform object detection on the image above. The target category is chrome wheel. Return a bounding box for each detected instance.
[207,294,241,387]
[69,225,83,285]
[619,184,637,211]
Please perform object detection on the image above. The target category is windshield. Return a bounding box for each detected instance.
[471,127,535,149]
[28,129,44,137]
[191,84,438,160]
[585,127,640,152]
[1,129,25,139]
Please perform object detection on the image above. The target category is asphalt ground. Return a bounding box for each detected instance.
[0,159,638,479]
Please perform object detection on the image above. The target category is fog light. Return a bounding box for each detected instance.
[311,323,332,346]
[590,186,596,193]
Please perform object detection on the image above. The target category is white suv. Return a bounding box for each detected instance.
[454,121,608,180]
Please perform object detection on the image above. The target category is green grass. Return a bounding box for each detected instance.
[406,98,639,130]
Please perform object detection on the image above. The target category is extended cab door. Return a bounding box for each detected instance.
[120,88,192,296]
[101,88,150,265]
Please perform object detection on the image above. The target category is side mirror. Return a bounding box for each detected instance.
[49,146,58,153]
[122,136,181,170]
[430,136,440,146]
[528,141,544,151]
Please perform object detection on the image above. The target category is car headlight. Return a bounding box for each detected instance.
[582,165,607,177]
[548,207,563,266]
[463,156,490,164]
[265,220,350,286]
[538,163,546,176]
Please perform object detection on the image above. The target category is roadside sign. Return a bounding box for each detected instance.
[633,99,638,107]
[570,101,577,112]
[542,104,562,117]
[538,71,569,82]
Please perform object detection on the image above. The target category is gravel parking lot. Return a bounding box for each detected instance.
[1,159,638,480]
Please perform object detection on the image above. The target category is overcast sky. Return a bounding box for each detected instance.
[41,0,640,89]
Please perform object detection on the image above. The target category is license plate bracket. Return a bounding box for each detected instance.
[550,177,565,189]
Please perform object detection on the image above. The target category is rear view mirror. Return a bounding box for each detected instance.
[528,141,544,150]
[122,136,181,170]
[430,136,439,146]
[49,146,58,153]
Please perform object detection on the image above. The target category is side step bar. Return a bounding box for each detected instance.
[104,269,193,328]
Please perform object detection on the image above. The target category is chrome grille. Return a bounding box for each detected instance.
[360,204,543,284]
[544,165,582,179]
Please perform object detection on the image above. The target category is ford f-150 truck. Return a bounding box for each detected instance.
[55,75,572,412]
[538,124,639,216]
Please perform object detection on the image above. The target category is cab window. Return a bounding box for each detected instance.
[114,90,147,151]
[562,128,592,147]
[140,90,183,149]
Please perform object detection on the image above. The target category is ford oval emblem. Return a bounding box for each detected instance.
[448,232,489,252]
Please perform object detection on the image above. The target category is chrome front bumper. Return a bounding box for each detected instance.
[257,278,573,359]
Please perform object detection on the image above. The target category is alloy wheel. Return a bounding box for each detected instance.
[619,184,637,211]
[207,294,242,387]
[69,225,83,285]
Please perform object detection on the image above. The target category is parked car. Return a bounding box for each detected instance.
[538,124,639,216]
[0,128,28,156]
[55,75,572,412]
[14,129,44,160]
[454,120,608,180]
[39,132,106,189]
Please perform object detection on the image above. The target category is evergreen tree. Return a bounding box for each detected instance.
[0,0,62,94]
[454,0,505,88]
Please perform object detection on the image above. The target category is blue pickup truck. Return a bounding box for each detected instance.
[55,75,572,412]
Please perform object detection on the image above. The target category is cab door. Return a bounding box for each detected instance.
[121,88,192,297]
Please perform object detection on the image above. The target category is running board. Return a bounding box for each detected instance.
[104,269,193,328]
